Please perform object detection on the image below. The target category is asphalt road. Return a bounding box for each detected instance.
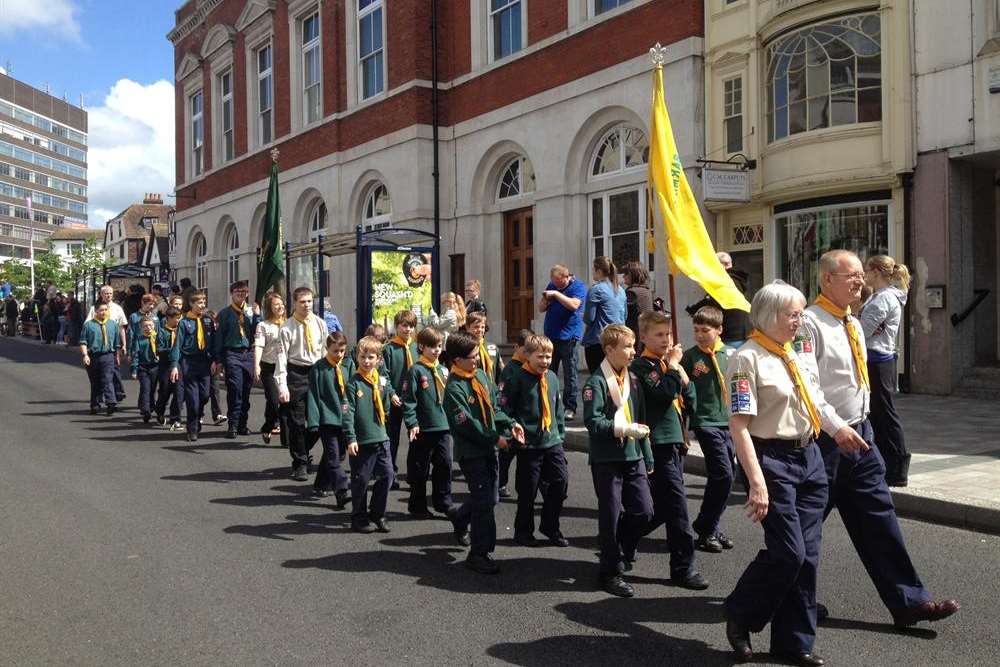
[0,337,997,666]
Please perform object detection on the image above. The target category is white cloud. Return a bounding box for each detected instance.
[0,0,82,42]
[87,79,175,228]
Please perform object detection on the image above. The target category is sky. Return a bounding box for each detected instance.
[0,0,178,227]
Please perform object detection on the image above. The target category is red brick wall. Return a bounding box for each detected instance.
[234,32,249,157]
[528,0,567,45]
[273,0,292,138]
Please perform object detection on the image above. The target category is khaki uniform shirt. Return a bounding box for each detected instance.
[798,307,870,432]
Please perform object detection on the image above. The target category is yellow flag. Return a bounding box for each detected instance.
[647,64,751,312]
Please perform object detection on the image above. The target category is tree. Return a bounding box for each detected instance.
[0,258,31,300]
[71,237,110,278]
[33,243,72,293]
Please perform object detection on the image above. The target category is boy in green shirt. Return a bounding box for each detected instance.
[307,331,355,508]
[130,316,161,423]
[384,310,419,487]
[680,306,736,554]
[81,302,121,416]
[402,327,454,518]
[497,328,532,498]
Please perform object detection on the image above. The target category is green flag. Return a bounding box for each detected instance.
[256,156,284,304]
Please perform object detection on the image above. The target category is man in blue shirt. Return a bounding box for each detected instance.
[539,263,587,420]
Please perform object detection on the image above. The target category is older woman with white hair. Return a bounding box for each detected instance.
[722,281,831,667]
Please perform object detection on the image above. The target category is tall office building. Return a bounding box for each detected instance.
[0,71,88,266]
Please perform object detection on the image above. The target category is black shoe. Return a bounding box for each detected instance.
[725,614,753,662]
[156,414,166,427]
[696,534,724,553]
[225,429,237,439]
[816,602,829,622]
[213,415,227,426]
[541,530,570,547]
[447,507,471,546]
[498,486,511,498]
[601,575,634,598]
[90,407,98,415]
[291,465,309,482]
[373,517,390,533]
[673,571,709,590]
[312,488,332,498]
[335,489,350,510]
[106,405,116,416]
[465,553,500,575]
[620,559,634,573]
[261,430,272,445]
[513,534,538,547]
[773,652,824,667]
[390,480,401,491]
[186,432,198,442]
[352,521,376,534]
[237,426,251,436]
[116,394,127,402]
[142,413,151,424]
[715,532,734,549]
[408,507,434,519]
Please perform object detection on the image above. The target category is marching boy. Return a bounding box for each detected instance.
[499,333,569,548]
[131,316,161,423]
[81,301,121,415]
[170,290,216,442]
[680,306,736,553]
[213,281,260,439]
[344,335,402,534]
[496,328,533,497]
[155,306,184,430]
[306,331,355,508]
[383,310,419,486]
[402,327,455,518]
[582,324,652,597]
[631,311,708,591]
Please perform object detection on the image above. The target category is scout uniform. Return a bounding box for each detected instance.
[582,359,654,582]
[131,325,161,421]
[499,362,568,544]
[681,341,736,545]
[629,350,699,582]
[382,334,419,477]
[495,350,525,494]
[87,300,128,402]
[275,313,329,476]
[306,353,356,502]
[176,310,216,438]
[214,302,260,434]
[81,316,121,412]
[724,331,829,657]
[401,356,454,515]
[154,322,182,426]
[444,366,514,563]
[476,338,505,387]
[343,368,397,530]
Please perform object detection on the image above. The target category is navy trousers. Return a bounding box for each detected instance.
[726,441,828,655]
[818,419,931,613]
[349,441,394,523]
[136,362,159,417]
[454,453,499,557]
[223,348,253,430]
[314,425,349,494]
[498,447,516,490]
[181,356,211,436]
[406,430,454,514]
[88,352,116,408]
[259,361,287,446]
[549,339,579,413]
[645,443,697,579]
[155,360,182,422]
[514,445,569,539]
[692,426,735,538]
[209,371,223,419]
[387,404,406,475]
[112,360,125,400]
[591,460,654,578]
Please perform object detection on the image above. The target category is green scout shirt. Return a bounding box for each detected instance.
[402,362,449,433]
[176,314,216,362]
[383,339,419,393]
[498,364,565,449]
[680,345,731,429]
[81,319,120,354]
[306,356,356,430]
[213,303,260,356]
[498,356,523,387]
[157,325,179,366]
[130,335,159,373]
[444,368,514,461]
[343,372,396,446]
[629,356,694,445]
[582,370,653,469]
[478,340,505,387]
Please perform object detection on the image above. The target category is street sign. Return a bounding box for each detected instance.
[703,167,751,203]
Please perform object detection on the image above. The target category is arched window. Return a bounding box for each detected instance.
[308,201,327,242]
[194,233,208,289]
[590,124,648,178]
[765,13,881,143]
[496,156,535,201]
[226,225,239,284]
[362,182,391,230]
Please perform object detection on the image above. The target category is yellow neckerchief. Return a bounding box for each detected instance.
[293,311,318,354]
[511,350,526,365]
[641,348,686,421]
[698,339,728,402]
[145,329,158,356]
[326,353,346,396]
[612,365,633,424]
[450,364,494,426]
[230,302,247,339]
[185,311,205,350]
[164,325,177,348]
[814,294,870,389]
[95,315,109,348]
[749,329,822,437]
[418,355,446,403]
[478,339,494,378]
[521,362,552,432]
[358,368,386,425]
[391,335,413,368]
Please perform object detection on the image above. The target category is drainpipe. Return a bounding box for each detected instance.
[430,0,441,312]
[901,171,913,394]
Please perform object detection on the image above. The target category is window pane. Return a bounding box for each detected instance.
[360,14,374,57]
[610,232,640,268]
[725,116,742,153]
[259,77,271,111]
[609,190,638,235]
[593,238,604,258]
[831,89,855,125]
[372,8,383,50]
[592,198,603,237]
[858,87,881,122]
[857,55,881,89]
[258,46,271,73]
[808,97,829,130]
[789,100,807,135]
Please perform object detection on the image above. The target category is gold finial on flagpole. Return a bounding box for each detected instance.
[649,43,667,68]
[270,148,280,163]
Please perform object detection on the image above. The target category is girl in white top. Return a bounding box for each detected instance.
[254,292,286,445]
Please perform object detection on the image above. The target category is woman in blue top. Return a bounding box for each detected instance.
[582,256,626,373]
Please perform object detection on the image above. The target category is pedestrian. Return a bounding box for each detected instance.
[383,310,419,488]
[686,252,751,348]
[172,290,216,442]
[67,294,83,345]
[723,281,829,665]
[426,291,466,364]
[80,302,121,416]
[214,281,259,439]
[496,328,533,498]
[582,323,653,598]
[622,262,654,351]
[87,285,129,403]
[799,250,959,631]
[179,277,195,311]
[306,331,354,507]
[4,294,18,336]
[151,285,168,318]
[461,311,504,387]
[131,316,160,424]
[860,255,911,486]
[129,295,158,352]
[582,256,626,373]
[681,306,736,553]
[45,280,57,303]
[321,297,343,333]
[499,333,570,548]
[344,335,400,534]
[464,279,487,317]
[443,331,523,574]
[254,292,288,446]
[402,327,455,518]
[55,293,68,344]
[539,264,587,421]
[204,310,227,427]
[155,307,184,431]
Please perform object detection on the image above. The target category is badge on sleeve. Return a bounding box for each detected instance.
[693,360,709,377]
[582,386,594,402]
[356,390,364,398]
[647,370,660,385]
[468,395,476,404]
[792,333,813,355]
[454,410,467,424]
[730,372,753,414]
[419,376,429,390]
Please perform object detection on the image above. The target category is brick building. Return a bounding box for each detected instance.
[103,194,173,268]
[169,0,708,340]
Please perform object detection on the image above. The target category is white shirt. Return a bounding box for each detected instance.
[254,320,283,365]
[798,306,870,432]
[274,314,329,394]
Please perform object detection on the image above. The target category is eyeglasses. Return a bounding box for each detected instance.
[830,272,866,282]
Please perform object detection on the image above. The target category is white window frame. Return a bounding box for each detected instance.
[218,69,235,163]
[299,9,322,126]
[362,183,391,230]
[588,124,649,181]
[496,155,535,201]
[723,76,743,155]
[488,0,526,63]
[357,0,387,102]
[227,225,240,284]
[194,234,208,289]
[255,41,274,147]
[588,184,653,276]
[190,90,204,178]
[592,0,632,17]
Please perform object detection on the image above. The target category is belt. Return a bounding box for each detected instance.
[288,363,313,374]
[752,435,813,449]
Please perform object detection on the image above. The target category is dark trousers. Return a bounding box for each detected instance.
[387,404,405,474]
[583,344,605,374]
[818,419,930,613]
[692,427,735,538]
[350,441,393,523]
[136,363,159,416]
[454,454,499,556]
[591,460,653,578]
[314,426,349,494]
[112,358,125,400]
[498,448,516,490]
[284,365,320,467]
[88,352,116,408]
[155,361,182,422]
[209,371,223,419]
[259,361,287,446]
[725,442,828,655]
[407,430,454,513]
[514,445,569,538]
[181,356,211,435]
[646,443,696,578]
[223,348,253,429]
[867,358,909,482]
[5,315,16,336]
[549,339,579,413]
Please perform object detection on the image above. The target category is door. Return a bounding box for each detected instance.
[504,208,534,342]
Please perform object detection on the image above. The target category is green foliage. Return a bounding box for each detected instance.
[0,258,31,300]
[71,237,110,277]
[0,237,109,300]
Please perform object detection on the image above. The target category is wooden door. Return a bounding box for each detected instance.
[503,208,534,342]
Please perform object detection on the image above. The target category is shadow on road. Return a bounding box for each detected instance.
[820,616,938,639]
[162,468,291,484]
[225,509,355,541]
